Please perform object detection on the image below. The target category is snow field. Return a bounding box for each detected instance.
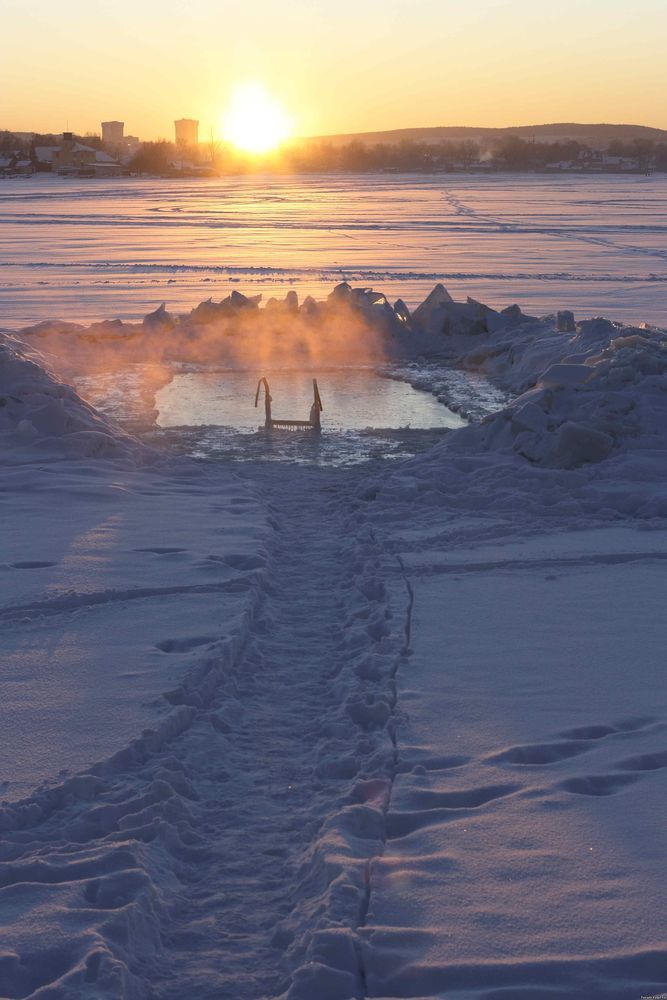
[0,460,414,998]
[359,535,667,999]
[1,173,666,327]
[2,275,667,998]
[0,456,270,805]
[350,296,667,997]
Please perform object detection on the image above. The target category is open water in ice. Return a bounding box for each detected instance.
[76,364,469,465]
[155,369,463,432]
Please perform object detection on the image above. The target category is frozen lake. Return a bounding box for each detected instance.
[1,172,666,328]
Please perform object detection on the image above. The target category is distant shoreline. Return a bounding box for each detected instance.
[1,166,661,181]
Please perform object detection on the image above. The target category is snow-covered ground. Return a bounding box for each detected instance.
[1,270,666,998]
[360,484,667,998]
[1,173,666,327]
[361,540,667,998]
[0,462,266,803]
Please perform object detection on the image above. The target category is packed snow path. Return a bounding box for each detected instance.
[0,463,404,999]
[150,465,395,999]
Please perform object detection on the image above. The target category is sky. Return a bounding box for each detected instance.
[2,0,666,140]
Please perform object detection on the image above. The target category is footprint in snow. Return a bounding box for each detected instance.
[560,773,640,797]
[558,724,618,741]
[403,783,521,811]
[560,717,657,740]
[495,718,662,767]
[398,754,471,774]
[490,741,593,766]
[10,560,57,569]
[156,635,219,653]
[134,547,187,555]
[616,749,667,772]
[222,553,265,570]
[387,785,520,839]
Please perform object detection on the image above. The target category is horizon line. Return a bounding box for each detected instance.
[4,119,667,143]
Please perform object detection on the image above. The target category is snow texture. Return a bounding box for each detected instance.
[1,277,666,999]
[1,173,667,328]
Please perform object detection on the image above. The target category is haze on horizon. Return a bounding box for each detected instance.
[2,0,666,140]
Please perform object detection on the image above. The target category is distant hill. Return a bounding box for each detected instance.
[302,123,667,148]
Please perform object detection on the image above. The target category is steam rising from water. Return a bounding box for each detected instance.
[14,281,519,445]
[19,287,392,389]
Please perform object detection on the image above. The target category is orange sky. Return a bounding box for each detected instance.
[2,0,666,139]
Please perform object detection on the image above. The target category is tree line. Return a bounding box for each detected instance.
[127,135,667,174]
[2,130,667,174]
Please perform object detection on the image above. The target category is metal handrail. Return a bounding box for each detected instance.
[254,376,323,432]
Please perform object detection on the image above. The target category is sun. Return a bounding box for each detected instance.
[221,83,292,155]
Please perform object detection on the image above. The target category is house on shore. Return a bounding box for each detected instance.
[575,149,638,172]
[0,152,34,176]
[34,133,122,176]
[32,145,61,170]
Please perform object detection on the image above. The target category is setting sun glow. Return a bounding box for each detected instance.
[222,84,292,155]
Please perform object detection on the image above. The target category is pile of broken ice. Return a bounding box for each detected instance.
[10,281,667,472]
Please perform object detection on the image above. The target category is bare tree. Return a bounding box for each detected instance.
[206,130,222,169]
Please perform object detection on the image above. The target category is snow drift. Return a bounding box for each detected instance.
[458,323,667,469]
[0,333,144,462]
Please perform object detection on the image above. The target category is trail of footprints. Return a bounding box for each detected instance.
[389,717,666,838]
[0,479,400,998]
[493,716,667,797]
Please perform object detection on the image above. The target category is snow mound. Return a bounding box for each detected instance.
[0,334,145,462]
[375,281,667,472]
[459,326,667,469]
[368,292,667,528]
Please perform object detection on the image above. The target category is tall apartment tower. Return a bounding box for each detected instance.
[101,121,124,145]
[175,119,199,147]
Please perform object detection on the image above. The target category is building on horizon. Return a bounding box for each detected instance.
[118,135,141,164]
[101,121,124,146]
[175,119,198,147]
[0,151,34,177]
[50,132,121,176]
